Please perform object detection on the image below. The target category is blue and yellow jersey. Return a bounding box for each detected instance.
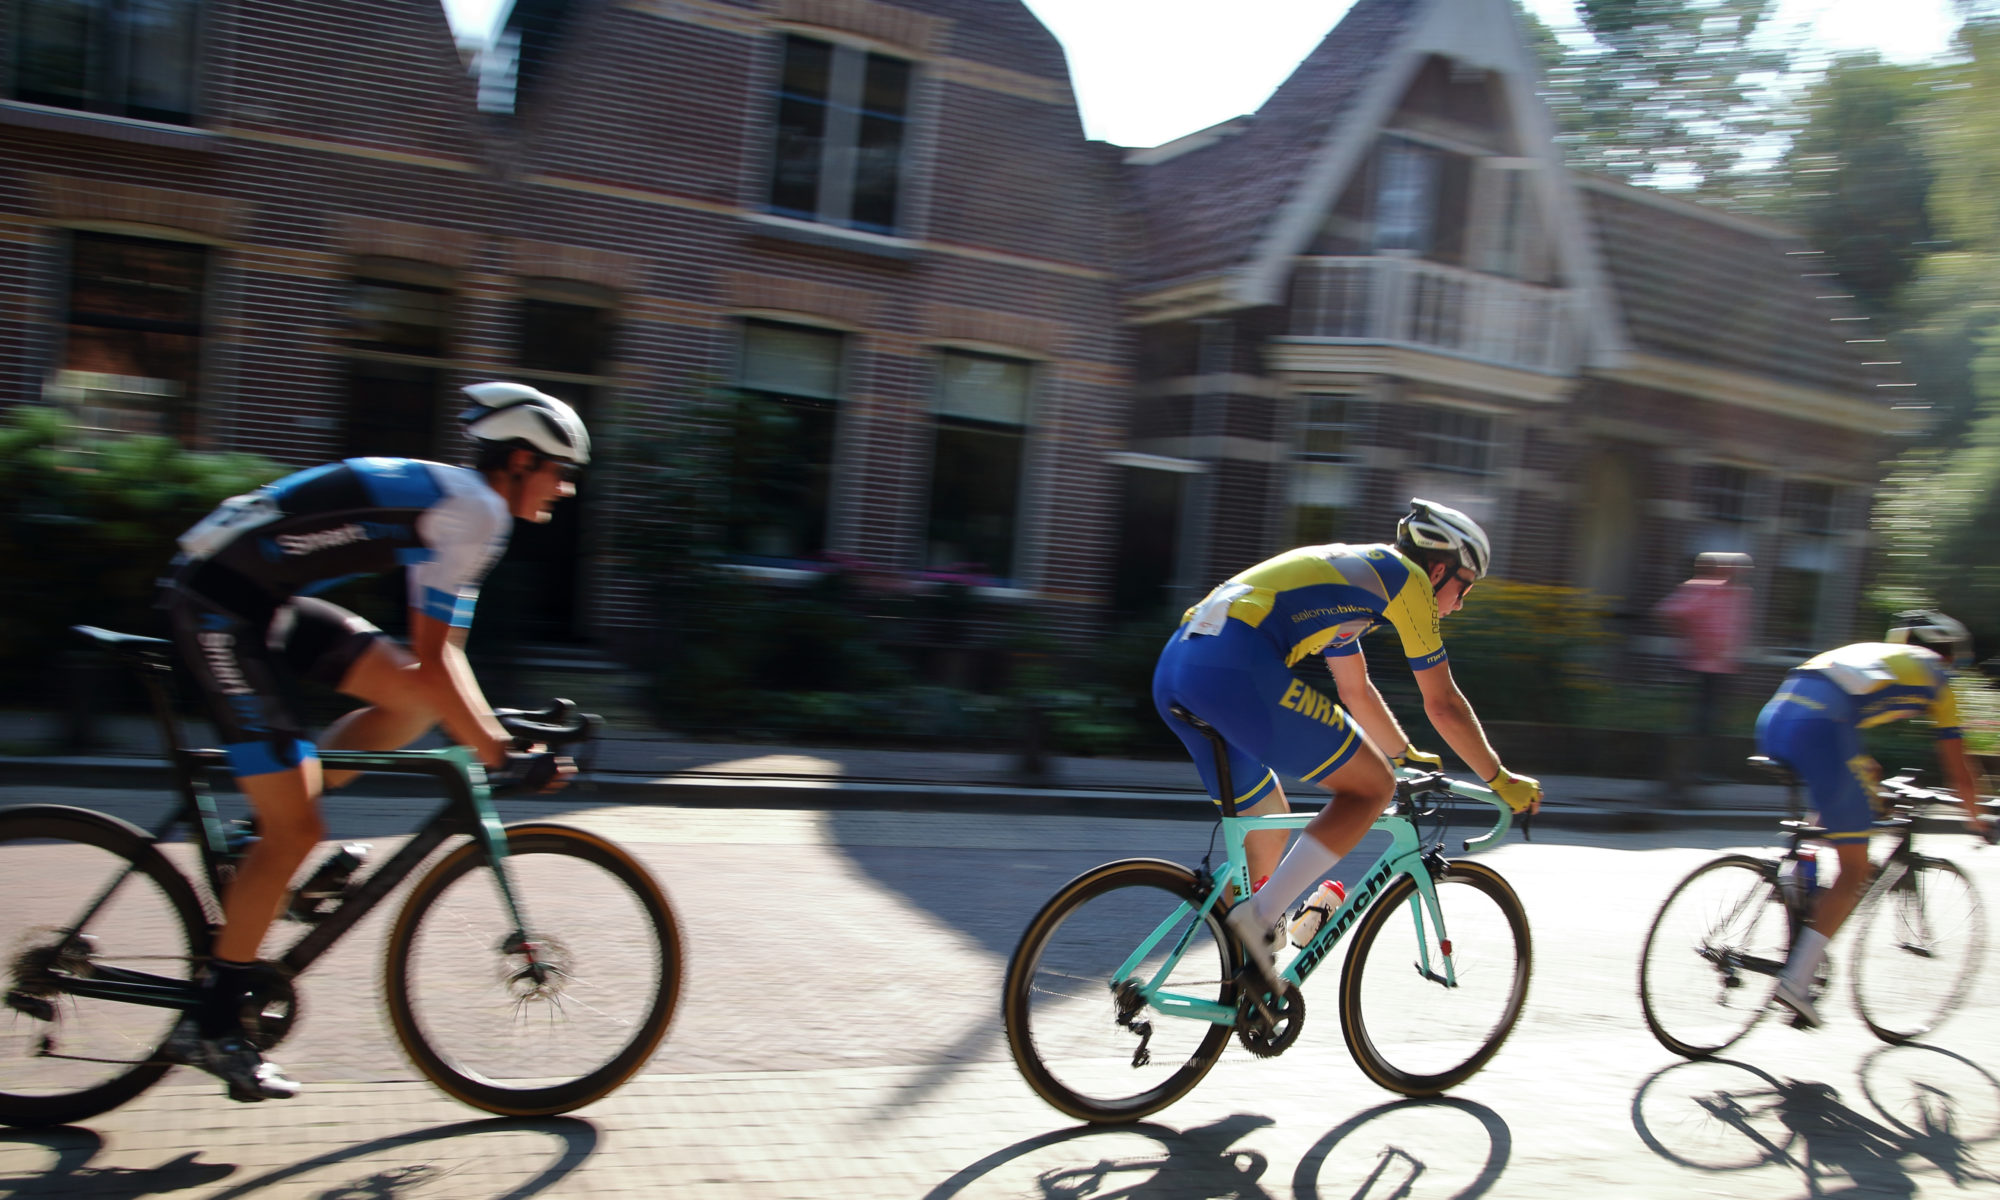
[1181,543,1446,670]
[1789,642,1960,739]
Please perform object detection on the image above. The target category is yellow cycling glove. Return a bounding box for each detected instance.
[1485,767,1542,814]
[1393,746,1444,771]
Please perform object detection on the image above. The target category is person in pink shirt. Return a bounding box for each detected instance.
[1656,552,1753,777]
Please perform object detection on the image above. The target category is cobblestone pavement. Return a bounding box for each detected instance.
[4,785,1999,1198]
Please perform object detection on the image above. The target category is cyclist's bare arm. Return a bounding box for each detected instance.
[1411,662,1503,783]
[1326,647,1411,758]
[407,611,512,771]
[1935,737,1985,831]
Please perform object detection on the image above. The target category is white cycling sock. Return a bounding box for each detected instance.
[1782,928,1829,988]
[1251,834,1341,927]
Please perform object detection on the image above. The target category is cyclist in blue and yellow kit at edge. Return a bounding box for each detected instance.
[1756,610,1996,1027]
[1152,498,1543,992]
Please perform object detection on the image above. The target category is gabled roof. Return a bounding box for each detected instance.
[1120,0,1626,366]
[1581,178,1895,400]
[1122,0,1424,297]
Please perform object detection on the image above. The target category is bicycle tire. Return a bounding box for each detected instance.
[1852,855,1985,1044]
[1638,855,1786,1059]
[384,823,680,1116]
[1003,859,1236,1123]
[1338,860,1530,1096]
[0,805,208,1128]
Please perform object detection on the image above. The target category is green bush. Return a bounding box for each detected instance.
[0,407,282,685]
[1362,578,1615,726]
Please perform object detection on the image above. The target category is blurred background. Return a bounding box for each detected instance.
[2,0,1997,779]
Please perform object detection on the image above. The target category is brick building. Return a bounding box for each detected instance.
[0,0,1906,671]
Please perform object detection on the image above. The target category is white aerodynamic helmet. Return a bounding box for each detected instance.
[460,382,591,465]
[1396,497,1492,581]
[1887,608,1972,668]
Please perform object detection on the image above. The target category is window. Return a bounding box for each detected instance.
[1782,480,1838,536]
[13,0,199,124]
[1411,405,1492,475]
[57,232,205,442]
[767,34,911,234]
[729,321,843,560]
[343,275,450,460]
[1374,137,1471,262]
[1290,393,1364,543]
[1769,480,1844,651]
[926,352,1031,581]
[1697,464,1758,523]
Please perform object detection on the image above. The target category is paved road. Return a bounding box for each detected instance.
[3,784,1999,1198]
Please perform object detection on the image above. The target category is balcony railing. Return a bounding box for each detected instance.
[1285,256,1575,375]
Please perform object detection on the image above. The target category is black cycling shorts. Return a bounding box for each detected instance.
[163,585,383,778]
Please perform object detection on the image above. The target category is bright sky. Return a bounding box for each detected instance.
[441,0,1962,148]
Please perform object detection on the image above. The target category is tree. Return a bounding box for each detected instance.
[1764,55,1936,316]
[1531,0,1787,193]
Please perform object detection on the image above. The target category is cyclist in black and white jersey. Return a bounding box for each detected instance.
[158,382,589,1102]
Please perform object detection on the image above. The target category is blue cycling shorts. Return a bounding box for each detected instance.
[1755,672,1875,841]
[1152,619,1365,809]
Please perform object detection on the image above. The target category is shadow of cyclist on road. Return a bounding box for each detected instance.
[923,1112,1276,1199]
[0,1128,235,1198]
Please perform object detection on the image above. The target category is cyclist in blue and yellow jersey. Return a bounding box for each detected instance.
[1152,499,1543,992]
[1757,610,1995,1027]
[156,383,588,1102]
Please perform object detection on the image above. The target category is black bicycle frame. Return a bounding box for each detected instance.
[51,642,528,1013]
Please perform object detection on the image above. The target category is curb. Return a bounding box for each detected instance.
[0,754,1816,834]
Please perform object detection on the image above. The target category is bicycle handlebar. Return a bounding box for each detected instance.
[1393,769,1517,854]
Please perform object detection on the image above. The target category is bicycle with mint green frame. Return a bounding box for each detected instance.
[0,626,680,1128]
[1002,704,1531,1123]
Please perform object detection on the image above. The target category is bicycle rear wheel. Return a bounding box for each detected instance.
[1003,859,1235,1123]
[1852,856,1984,1044]
[1638,855,1787,1058]
[0,805,206,1128]
[1338,861,1530,1096]
[385,823,680,1116]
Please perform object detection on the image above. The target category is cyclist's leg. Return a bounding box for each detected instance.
[1154,632,1287,884]
[1247,740,1395,928]
[165,589,314,1098]
[285,599,431,789]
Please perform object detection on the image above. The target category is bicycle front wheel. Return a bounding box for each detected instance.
[0,805,206,1128]
[385,823,680,1116]
[1852,856,1985,1044]
[1338,861,1530,1096]
[1003,859,1236,1123]
[1638,855,1787,1059]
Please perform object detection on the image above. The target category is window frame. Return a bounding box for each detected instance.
[10,0,202,125]
[1410,403,1494,476]
[339,263,456,460]
[923,348,1036,585]
[54,228,209,443]
[1286,391,1367,545]
[765,32,915,236]
[725,318,849,563]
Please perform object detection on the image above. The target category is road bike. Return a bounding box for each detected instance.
[0,626,682,1127]
[1002,704,1530,1124]
[1639,757,1992,1059]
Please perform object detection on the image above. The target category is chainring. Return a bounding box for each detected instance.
[1236,981,1305,1058]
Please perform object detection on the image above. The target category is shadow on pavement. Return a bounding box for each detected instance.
[0,1127,234,1198]
[922,1113,1278,1199]
[1631,1047,2000,1193]
[203,1115,598,1200]
[1293,1096,1511,1200]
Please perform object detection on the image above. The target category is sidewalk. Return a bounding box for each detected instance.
[0,710,1790,830]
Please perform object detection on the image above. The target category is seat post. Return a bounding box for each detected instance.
[1169,704,1237,817]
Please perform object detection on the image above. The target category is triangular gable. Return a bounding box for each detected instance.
[1228,0,1627,368]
